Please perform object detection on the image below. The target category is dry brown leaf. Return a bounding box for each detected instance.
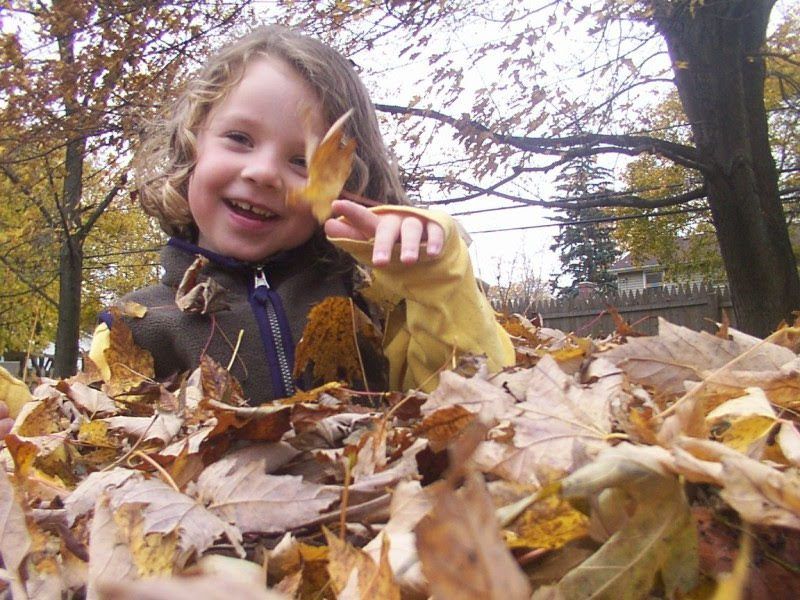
[556,444,699,599]
[416,473,531,600]
[414,404,476,451]
[24,520,67,599]
[293,296,383,387]
[58,380,118,416]
[0,467,33,599]
[200,354,246,406]
[287,110,355,223]
[64,468,141,526]
[603,318,796,397]
[718,452,800,529]
[347,437,426,497]
[103,413,183,447]
[422,369,517,422]
[87,495,138,599]
[777,422,800,466]
[14,395,63,437]
[195,454,338,533]
[324,527,401,599]
[97,575,285,600]
[362,480,432,596]
[506,355,615,477]
[351,424,388,481]
[103,310,155,397]
[175,256,230,315]
[108,477,243,558]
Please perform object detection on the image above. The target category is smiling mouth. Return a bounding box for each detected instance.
[225,199,277,221]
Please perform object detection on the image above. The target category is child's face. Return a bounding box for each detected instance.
[187,57,326,262]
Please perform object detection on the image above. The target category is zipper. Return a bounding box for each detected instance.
[250,268,295,398]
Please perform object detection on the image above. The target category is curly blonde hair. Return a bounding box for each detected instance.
[135,26,407,239]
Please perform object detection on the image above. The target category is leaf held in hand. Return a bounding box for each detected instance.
[286,110,356,223]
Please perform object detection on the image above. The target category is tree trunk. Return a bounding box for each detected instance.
[52,15,86,377]
[653,0,800,337]
[53,238,83,377]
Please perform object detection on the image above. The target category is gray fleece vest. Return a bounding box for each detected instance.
[116,239,349,405]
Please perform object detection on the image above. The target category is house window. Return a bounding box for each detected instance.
[644,270,663,288]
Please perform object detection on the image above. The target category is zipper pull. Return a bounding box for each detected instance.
[254,268,269,289]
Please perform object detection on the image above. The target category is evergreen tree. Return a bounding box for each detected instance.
[550,158,620,298]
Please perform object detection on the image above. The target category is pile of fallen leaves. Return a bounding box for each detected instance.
[2,308,800,600]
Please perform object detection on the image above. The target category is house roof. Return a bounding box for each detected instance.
[609,251,660,273]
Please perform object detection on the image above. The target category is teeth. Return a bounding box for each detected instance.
[228,199,275,218]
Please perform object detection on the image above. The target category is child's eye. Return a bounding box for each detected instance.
[290,156,308,171]
[224,131,252,146]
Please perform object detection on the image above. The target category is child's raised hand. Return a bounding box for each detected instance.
[0,401,14,440]
[324,200,444,266]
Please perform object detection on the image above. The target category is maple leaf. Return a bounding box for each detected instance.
[175,255,230,315]
[286,110,356,223]
[0,467,33,599]
[497,355,617,480]
[603,318,796,397]
[293,296,384,387]
[324,527,401,599]
[422,369,517,422]
[104,413,183,447]
[416,473,531,600]
[86,496,142,597]
[57,380,118,416]
[490,481,589,552]
[200,354,247,407]
[107,477,244,559]
[103,309,155,398]
[96,574,286,600]
[362,480,432,596]
[64,468,141,526]
[548,443,699,599]
[195,453,338,533]
[414,404,476,451]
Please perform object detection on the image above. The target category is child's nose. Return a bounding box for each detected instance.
[240,153,283,189]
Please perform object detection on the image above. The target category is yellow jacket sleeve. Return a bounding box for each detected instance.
[329,205,514,392]
[88,322,112,382]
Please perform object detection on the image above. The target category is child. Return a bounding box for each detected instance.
[91,26,513,405]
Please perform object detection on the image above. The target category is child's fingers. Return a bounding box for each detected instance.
[324,217,364,240]
[400,217,424,264]
[426,221,445,257]
[0,401,12,439]
[329,200,379,238]
[372,214,403,265]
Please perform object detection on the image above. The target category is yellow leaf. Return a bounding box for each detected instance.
[16,397,62,437]
[117,301,148,318]
[114,505,179,577]
[503,494,589,551]
[103,309,155,398]
[78,420,115,448]
[293,296,384,387]
[0,365,34,418]
[715,415,776,454]
[287,110,356,223]
[324,527,401,599]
